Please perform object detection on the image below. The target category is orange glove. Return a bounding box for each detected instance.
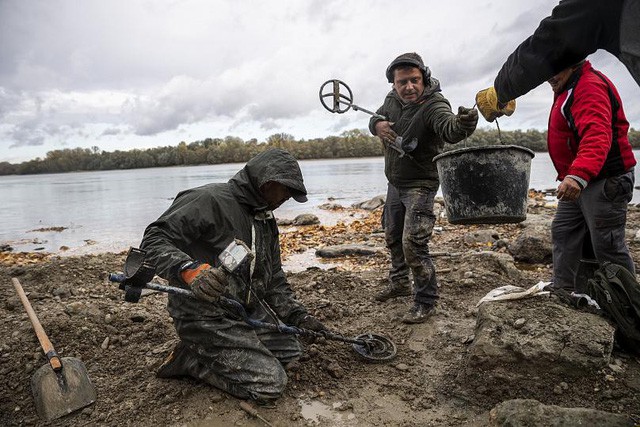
[181,262,228,302]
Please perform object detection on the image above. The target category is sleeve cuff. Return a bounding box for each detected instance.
[566,175,587,189]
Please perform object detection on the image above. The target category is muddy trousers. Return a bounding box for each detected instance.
[165,315,303,402]
[384,183,439,305]
[552,171,635,292]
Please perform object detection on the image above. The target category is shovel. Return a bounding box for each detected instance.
[12,277,97,421]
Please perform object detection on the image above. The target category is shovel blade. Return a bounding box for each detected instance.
[31,357,97,421]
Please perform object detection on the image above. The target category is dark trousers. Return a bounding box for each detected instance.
[552,171,635,291]
[170,305,303,401]
[384,183,439,305]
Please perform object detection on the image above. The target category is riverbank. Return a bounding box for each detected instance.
[1,194,639,426]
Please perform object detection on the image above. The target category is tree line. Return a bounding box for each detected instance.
[1,128,639,175]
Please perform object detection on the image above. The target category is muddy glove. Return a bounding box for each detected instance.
[297,315,327,344]
[456,106,478,134]
[297,314,327,332]
[180,262,228,303]
[475,87,516,122]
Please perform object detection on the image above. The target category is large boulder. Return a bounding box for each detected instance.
[488,399,633,427]
[462,297,615,400]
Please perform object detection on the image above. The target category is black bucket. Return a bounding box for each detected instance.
[433,145,535,225]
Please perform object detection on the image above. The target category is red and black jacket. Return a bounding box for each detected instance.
[547,61,635,183]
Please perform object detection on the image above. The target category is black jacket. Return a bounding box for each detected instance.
[140,149,308,323]
[494,0,640,103]
[369,78,469,189]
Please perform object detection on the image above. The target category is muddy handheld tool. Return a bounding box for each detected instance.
[109,247,397,362]
[11,278,97,421]
[319,79,417,159]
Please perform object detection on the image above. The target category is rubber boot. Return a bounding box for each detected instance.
[375,283,412,302]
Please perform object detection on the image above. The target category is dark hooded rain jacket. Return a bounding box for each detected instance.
[140,149,309,323]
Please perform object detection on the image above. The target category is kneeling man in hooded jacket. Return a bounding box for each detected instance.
[140,148,326,403]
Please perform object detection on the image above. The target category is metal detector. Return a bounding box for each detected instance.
[109,248,397,362]
[319,79,417,158]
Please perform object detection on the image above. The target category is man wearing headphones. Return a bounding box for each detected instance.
[369,52,478,323]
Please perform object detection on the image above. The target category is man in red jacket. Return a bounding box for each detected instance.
[547,59,636,292]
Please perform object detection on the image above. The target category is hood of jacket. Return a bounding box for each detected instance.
[228,148,307,212]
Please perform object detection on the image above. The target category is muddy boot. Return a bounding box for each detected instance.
[375,283,412,302]
[401,303,435,324]
[157,342,192,378]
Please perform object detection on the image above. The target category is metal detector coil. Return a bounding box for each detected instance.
[352,333,397,362]
[319,79,386,120]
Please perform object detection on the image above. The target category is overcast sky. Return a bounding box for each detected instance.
[1,0,639,163]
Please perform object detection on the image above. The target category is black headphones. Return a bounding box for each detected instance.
[385,57,431,84]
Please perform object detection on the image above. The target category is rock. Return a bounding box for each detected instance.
[472,251,523,279]
[4,296,20,311]
[293,214,320,226]
[513,318,526,329]
[276,218,294,226]
[209,391,224,403]
[318,202,344,210]
[508,214,553,263]
[52,286,71,298]
[101,337,110,350]
[465,298,615,398]
[352,195,385,211]
[488,399,632,427]
[327,362,344,379]
[395,363,410,371]
[64,302,103,320]
[509,231,553,264]
[463,229,499,245]
[315,244,384,258]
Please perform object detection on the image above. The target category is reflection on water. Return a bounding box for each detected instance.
[1,153,639,254]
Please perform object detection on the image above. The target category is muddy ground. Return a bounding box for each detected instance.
[1,195,639,426]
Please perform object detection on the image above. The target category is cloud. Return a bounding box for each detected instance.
[2,0,638,163]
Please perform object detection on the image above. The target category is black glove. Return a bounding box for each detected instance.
[297,315,327,332]
[457,106,478,134]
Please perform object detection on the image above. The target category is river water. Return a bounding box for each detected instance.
[1,153,638,254]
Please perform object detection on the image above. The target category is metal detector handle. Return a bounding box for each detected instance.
[352,104,387,121]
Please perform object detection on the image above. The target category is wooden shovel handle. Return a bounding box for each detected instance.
[12,278,62,370]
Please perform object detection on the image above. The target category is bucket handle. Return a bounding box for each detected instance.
[461,103,505,147]
[495,118,505,145]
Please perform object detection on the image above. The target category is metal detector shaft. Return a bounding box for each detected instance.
[108,274,367,346]
[351,104,386,120]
